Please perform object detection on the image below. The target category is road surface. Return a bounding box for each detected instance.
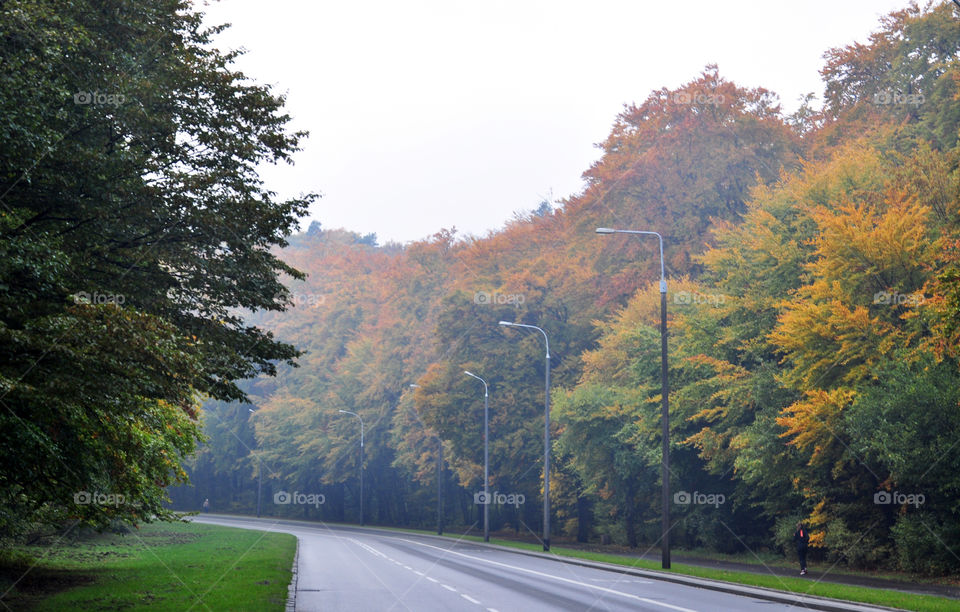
[191,515,834,611]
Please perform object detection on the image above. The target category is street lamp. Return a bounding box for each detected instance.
[338,409,365,526]
[498,320,552,551]
[596,226,671,569]
[248,408,262,518]
[409,383,444,535]
[464,370,490,542]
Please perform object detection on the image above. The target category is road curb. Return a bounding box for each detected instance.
[285,536,299,612]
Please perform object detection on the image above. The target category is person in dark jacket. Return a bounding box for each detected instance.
[793,521,810,575]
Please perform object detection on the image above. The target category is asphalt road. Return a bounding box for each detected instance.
[192,515,808,612]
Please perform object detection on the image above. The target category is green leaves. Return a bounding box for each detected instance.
[0,0,311,532]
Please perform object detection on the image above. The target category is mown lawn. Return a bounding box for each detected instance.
[0,521,296,611]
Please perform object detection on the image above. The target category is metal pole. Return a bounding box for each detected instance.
[249,408,262,518]
[360,429,364,526]
[465,371,490,542]
[437,439,443,535]
[483,386,489,541]
[544,351,551,552]
[660,284,670,569]
[497,322,551,551]
[339,410,364,526]
[596,227,670,568]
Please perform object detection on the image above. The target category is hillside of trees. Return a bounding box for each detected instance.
[171,3,960,575]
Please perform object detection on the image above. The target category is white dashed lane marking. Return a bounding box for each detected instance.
[351,538,488,608]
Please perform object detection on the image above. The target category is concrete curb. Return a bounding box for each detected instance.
[285,537,300,612]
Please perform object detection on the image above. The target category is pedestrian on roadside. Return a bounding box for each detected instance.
[203,498,210,513]
[793,521,809,575]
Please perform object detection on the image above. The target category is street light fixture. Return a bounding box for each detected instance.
[338,409,365,526]
[498,320,552,551]
[596,226,671,569]
[464,370,491,542]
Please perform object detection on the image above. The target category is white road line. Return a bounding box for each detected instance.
[461,594,481,604]
[396,538,697,612]
[426,576,439,583]
[441,584,457,592]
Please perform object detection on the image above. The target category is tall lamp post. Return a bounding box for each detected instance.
[248,408,262,518]
[464,370,490,542]
[498,321,552,551]
[409,383,443,535]
[338,409,365,526]
[596,227,671,569]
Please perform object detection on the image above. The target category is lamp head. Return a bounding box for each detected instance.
[595,227,615,234]
[498,320,513,326]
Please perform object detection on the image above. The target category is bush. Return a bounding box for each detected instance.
[892,513,960,576]
[821,519,889,568]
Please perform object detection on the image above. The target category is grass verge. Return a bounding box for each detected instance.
[0,521,296,611]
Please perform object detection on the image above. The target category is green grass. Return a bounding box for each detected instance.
[0,521,296,611]
[391,529,958,612]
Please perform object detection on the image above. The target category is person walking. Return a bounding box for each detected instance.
[202,498,210,513]
[793,521,810,575]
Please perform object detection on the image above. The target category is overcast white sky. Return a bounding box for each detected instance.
[199,0,914,244]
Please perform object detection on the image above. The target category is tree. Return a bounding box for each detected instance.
[0,0,313,531]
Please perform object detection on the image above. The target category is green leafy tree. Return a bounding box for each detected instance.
[0,0,312,531]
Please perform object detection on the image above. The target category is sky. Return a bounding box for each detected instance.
[199,0,914,244]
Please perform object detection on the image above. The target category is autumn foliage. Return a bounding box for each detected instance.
[181,3,960,575]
